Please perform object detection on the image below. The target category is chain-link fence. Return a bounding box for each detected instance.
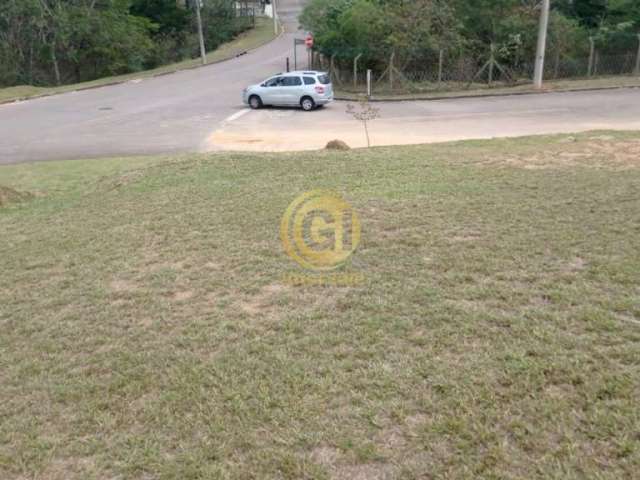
[308,34,640,96]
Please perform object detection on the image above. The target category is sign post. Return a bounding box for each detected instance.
[293,38,306,70]
[305,34,314,70]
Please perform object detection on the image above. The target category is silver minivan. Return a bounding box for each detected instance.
[242,71,333,111]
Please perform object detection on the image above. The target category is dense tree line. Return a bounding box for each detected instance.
[300,0,640,72]
[0,0,254,87]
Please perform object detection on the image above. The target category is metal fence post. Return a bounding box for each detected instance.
[588,37,595,77]
[354,53,362,90]
[330,54,344,84]
[488,43,495,86]
[438,49,444,86]
[635,34,640,75]
[330,54,336,81]
[389,51,395,91]
[367,69,372,99]
[293,39,297,70]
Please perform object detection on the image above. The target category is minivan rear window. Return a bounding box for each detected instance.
[318,74,331,85]
[282,76,302,86]
[303,77,316,85]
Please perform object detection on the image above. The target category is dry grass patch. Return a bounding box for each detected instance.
[0,185,32,207]
[0,131,639,479]
[480,136,640,170]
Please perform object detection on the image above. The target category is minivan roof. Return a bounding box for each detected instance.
[284,71,328,76]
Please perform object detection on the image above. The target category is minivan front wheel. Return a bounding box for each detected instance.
[249,95,262,109]
[300,96,315,111]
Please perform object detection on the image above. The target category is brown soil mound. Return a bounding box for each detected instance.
[325,139,351,151]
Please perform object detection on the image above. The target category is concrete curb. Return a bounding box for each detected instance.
[335,83,640,103]
[0,22,285,107]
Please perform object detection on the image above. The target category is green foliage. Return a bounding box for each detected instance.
[302,0,640,73]
[200,0,253,53]
[0,0,256,88]
[130,0,190,36]
[301,0,463,69]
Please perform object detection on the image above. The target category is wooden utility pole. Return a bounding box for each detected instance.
[533,0,550,89]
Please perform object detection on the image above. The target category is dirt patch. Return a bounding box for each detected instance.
[484,139,640,170]
[310,447,394,480]
[237,283,290,316]
[333,463,394,480]
[110,279,138,293]
[311,446,342,466]
[566,257,587,273]
[451,231,482,242]
[0,185,33,207]
[171,291,194,302]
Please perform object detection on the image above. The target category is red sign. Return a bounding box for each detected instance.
[305,34,314,49]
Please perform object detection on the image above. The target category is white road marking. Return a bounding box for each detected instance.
[224,109,252,123]
[200,108,253,152]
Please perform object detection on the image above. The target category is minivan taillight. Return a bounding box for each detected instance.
[315,85,325,94]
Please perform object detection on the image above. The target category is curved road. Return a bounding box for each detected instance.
[0,0,307,165]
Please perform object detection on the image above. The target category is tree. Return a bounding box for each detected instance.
[0,0,256,88]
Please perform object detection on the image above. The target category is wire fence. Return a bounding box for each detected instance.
[308,37,640,96]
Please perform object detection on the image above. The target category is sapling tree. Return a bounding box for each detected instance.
[346,99,380,148]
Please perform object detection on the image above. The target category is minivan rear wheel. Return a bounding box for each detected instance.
[249,95,262,109]
[300,96,315,111]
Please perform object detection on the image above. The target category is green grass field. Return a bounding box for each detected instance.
[1,132,639,479]
[0,17,278,105]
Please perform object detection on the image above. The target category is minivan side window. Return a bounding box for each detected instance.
[303,77,316,85]
[318,74,331,85]
[265,77,283,87]
[282,77,302,86]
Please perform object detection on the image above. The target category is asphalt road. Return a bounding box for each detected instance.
[0,0,639,164]
[0,0,307,165]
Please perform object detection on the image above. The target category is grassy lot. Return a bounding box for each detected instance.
[337,75,640,101]
[1,132,639,479]
[0,17,278,105]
